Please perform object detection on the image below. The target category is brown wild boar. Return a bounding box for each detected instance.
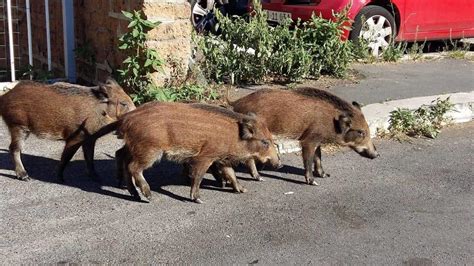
[0,78,135,182]
[115,102,281,203]
[230,88,379,185]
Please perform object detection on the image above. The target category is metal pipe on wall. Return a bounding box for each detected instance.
[62,0,76,82]
[26,0,33,69]
[45,0,51,71]
[6,0,15,81]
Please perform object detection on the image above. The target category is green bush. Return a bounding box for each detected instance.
[117,10,219,104]
[387,97,455,139]
[196,0,352,84]
[130,83,219,105]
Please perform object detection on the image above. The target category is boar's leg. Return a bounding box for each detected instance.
[82,138,99,182]
[245,159,264,181]
[313,146,330,178]
[301,142,319,186]
[219,166,247,193]
[209,163,226,188]
[189,159,213,204]
[115,146,128,189]
[8,126,30,181]
[124,159,141,201]
[128,160,152,201]
[57,138,83,183]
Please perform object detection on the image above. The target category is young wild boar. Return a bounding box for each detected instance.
[230,88,379,186]
[0,78,135,182]
[115,102,281,203]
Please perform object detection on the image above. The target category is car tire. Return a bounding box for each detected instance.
[349,5,397,56]
[191,0,218,33]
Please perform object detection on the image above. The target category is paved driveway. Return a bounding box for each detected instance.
[1,119,472,264]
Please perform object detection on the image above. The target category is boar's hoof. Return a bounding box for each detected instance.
[194,198,204,204]
[314,171,331,178]
[308,180,319,186]
[234,186,247,193]
[17,172,30,181]
[141,192,152,202]
[132,193,150,203]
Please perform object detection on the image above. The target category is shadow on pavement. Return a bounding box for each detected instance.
[0,149,232,202]
[237,163,308,185]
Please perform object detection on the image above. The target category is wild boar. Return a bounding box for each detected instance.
[230,88,379,185]
[115,102,281,203]
[0,78,135,182]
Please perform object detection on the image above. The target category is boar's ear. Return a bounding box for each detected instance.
[352,101,361,110]
[335,114,352,134]
[93,85,110,103]
[239,117,257,140]
[105,78,120,88]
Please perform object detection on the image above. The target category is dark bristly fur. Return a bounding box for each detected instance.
[190,103,245,121]
[0,79,135,182]
[294,87,355,114]
[230,87,378,185]
[114,102,281,203]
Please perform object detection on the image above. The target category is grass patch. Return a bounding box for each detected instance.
[379,97,455,140]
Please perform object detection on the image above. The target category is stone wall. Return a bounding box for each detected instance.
[1,0,192,85]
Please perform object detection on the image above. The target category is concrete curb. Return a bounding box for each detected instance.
[401,51,474,61]
[363,91,474,138]
[276,91,474,154]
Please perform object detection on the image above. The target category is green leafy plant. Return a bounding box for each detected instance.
[406,41,426,61]
[117,10,164,101]
[385,97,455,139]
[131,83,219,105]
[350,37,376,63]
[381,41,407,62]
[195,0,352,84]
[18,64,54,81]
[443,39,470,59]
[117,10,219,104]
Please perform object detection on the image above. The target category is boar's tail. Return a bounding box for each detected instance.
[91,121,121,140]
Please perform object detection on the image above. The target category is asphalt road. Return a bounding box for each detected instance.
[234,58,474,106]
[331,58,474,105]
[0,118,472,264]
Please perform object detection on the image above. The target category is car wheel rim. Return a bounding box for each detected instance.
[359,15,393,56]
[192,0,217,32]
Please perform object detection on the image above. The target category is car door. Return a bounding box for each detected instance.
[403,0,474,39]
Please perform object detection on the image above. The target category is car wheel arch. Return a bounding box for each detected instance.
[349,3,399,56]
[357,0,401,36]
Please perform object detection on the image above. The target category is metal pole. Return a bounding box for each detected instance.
[26,0,33,69]
[62,0,76,82]
[6,0,16,81]
[45,0,51,71]
[26,0,33,66]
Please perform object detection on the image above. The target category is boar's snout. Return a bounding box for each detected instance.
[270,153,283,169]
[353,144,379,159]
[255,139,281,169]
[267,142,282,169]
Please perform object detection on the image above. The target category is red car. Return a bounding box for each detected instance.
[262,0,474,55]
